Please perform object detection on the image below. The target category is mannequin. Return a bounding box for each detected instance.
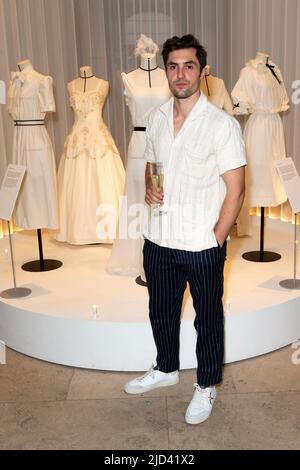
[80,65,93,77]
[232,51,288,202]
[7,58,58,230]
[123,48,165,91]
[70,65,100,92]
[232,52,289,258]
[17,59,34,71]
[106,35,171,283]
[200,65,233,114]
[140,52,157,71]
[7,59,61,271]
[56,66,125,245]
[254,51,268,63]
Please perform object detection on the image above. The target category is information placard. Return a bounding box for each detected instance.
[0,164,26,221]
[275,158,300,214]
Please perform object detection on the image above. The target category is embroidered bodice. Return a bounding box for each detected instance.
[64,78,119,159]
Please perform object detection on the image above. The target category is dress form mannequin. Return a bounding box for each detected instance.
[1,69,33,297]
[232,52,289,261]
[200,64,233,114]
[106,34,171,284]
[235,51,270,239]
[17,59,34,71]
[7,59,61,271]
[124,51,164,89]
[80,65,93,77]
[56,66,125,245]
[71,65,100,92]
[254,52,269,63]
[140,52,157,70]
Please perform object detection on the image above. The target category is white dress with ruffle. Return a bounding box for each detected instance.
[232,59,289,207]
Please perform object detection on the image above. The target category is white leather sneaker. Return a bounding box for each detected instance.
[185,384,216,425]
[124,365,179,394]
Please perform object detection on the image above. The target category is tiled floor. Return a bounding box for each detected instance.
[0,345,299,449]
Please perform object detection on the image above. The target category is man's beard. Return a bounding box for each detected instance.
[170,81,200,99]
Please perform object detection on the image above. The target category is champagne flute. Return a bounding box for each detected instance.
[151,162,166,215]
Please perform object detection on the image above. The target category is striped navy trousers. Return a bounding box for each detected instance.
[143,238,226,387]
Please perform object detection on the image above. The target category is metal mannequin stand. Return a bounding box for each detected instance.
[22,228,62,272]
[280,213,300,289]
[242,207,281,262]
[135,275,147,287]
[0,221,31,298]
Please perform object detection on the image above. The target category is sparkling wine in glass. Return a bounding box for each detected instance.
[151,162,167,215]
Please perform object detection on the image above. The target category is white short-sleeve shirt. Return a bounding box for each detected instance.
[143,92,246,252]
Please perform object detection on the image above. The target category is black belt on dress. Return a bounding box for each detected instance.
[133,126,146,132]
[14,119,45,126]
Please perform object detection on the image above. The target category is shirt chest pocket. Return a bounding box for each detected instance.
[179,146,219,225]
[183,145,218,189]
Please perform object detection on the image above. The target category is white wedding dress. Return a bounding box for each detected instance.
[56,78,125,245]
[106,69,170,277]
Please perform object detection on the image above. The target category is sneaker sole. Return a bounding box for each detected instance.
[185,412,212,425]
[124,376,179,395]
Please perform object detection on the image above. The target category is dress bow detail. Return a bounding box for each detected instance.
[265,58,281,84]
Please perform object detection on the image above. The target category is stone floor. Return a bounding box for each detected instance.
[0,345,299,450]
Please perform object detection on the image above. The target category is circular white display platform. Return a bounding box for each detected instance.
[0,218,299,371]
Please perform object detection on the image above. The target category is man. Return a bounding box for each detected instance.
[124,35,246,425]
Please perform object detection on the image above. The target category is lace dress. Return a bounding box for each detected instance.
[56,78,125,244]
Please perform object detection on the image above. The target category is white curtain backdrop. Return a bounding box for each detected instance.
[0,0,300,237]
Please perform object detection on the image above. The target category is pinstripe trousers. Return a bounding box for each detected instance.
[143,238,226,387]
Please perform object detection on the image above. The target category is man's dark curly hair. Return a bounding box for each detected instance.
[161,34,207,71]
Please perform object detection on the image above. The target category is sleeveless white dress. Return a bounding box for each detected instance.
[7,69,58,230]
[56,78,125,245]
[106,69,170,277]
